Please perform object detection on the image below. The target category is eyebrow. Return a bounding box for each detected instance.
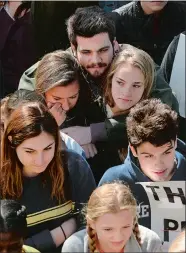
[23,142,55,150]
[98,46,110,51]
[80,46,110,52]
[117,78,143,84]
[140,146,174,155]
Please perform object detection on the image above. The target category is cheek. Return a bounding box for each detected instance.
[132,88,144,102]
[111,83,120,100]
[77,54,87,66]
[96,230,111,241]
[45,150,55,163]
[16,150,30,166]
[138,157,151,171]
[45,94,54,103]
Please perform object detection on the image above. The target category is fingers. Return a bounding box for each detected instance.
[91,144,98,156]
[82,144,98,159]
[48,103,66,126]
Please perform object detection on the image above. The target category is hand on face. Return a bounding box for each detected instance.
[47,102,66,126]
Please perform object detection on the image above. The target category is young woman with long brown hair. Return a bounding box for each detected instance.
[0,101,96,253]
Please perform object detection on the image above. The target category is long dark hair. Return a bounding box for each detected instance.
[0,199,27,253]
[1,102,65,202]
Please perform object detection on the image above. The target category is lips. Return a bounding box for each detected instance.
[119,98,132,102]
[153,169,166,175]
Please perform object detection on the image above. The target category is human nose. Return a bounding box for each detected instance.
[121,84,132,97]
[34,153,44,166]
[62,99,70,111]
[113,229,124,241]
[154,157,164,169]
[92,52,101,64]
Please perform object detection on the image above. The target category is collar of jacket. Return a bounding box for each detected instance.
[83,232,142,252]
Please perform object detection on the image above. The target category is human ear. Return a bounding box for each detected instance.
[129,143,138,157]
[8,135,12,143]
[113,39,120,55]
[70,43,77,58]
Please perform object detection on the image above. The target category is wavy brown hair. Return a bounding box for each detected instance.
[104,44,155,108]
[85,182,141,252]
[0,102,65,203]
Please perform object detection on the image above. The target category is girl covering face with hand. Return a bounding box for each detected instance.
[62,182,163,253]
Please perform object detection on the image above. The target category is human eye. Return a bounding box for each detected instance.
[100,48,109,53]
[70,95,78,99]
[145,155,153,158]
[164,151,171,155]
[25,150,34,154]
[45,146,52,151]
[117,81,123,86]
[133,84,141,88]
[53,97,60,101]
[81,51,90,55]
[104,228,112,231]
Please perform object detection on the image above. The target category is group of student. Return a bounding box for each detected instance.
[0,4,186,253]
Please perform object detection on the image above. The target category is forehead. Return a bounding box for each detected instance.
[96,209,133,226]
[18,131,54,149]
[76,32,112,51]
[137,141,174,154]
[114,63,144,81]
[45,81,80,99]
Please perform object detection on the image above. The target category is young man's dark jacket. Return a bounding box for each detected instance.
[99,139,186,229]
[111,1,186,65]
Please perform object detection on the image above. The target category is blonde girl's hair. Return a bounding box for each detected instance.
[104,44,155,108]
[85,181,141,253]
[169,228,186,252]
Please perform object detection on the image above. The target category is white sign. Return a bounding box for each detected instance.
[137,181,186,251]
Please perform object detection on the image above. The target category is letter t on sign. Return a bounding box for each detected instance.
[146,186,160,201]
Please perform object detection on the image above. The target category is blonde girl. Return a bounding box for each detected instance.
[104,44,155,117]
[62,182,163,252]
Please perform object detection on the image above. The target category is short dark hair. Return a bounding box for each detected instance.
[0,199,27,235]
[126,99,178,148]
[67,6,115,48]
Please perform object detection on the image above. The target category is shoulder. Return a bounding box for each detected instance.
[99,163,132,186]
[139,225,163,252]
[62,150,89,172]
[113,1,135,16]
[62,229,87,252]
[60,132,85,158]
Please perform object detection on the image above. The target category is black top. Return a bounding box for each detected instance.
[19,150,96,253]
[111,1,186,64]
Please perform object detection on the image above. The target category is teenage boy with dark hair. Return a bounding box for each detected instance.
[18,6,180,149]
[99,98,186,227]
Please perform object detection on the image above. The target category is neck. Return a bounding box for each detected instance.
[110,105,129,117]
[97,241,124,253]
[140,2,154,15]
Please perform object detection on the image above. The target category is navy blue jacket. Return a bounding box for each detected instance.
[99,139,186,228]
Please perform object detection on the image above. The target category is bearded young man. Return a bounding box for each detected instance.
[18,6,181,150]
